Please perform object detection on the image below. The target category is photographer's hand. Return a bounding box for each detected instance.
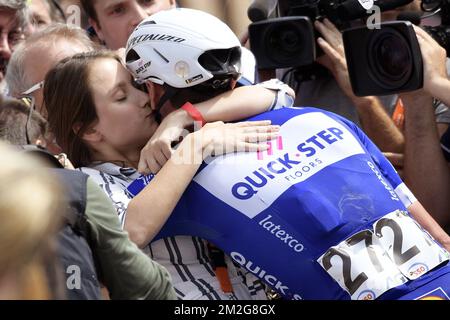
[315,19,404,153]
[314,19,357,101]
[413,26,450,106]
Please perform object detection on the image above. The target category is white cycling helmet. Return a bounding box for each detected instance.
[125,8,242,89]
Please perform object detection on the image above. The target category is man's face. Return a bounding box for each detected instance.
[0,9,25,83]
[29,0,54,31]
[91,0,176,50]
[23,39,89,118]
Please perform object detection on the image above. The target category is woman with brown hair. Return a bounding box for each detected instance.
[44,50,283,300]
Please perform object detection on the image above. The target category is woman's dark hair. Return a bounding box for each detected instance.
[44,50,121,167]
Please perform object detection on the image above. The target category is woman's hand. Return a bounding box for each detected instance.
[140,119,280,174]
[138,110,192,175]
[195,120,280,160]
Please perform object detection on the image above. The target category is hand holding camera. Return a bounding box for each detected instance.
[314,19,358,101]
[414,25,450,100]
[248,0,450,97]
[343,0,450,96]
[397,23,450,107]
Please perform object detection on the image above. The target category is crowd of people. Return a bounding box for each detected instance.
[0,0,450,300]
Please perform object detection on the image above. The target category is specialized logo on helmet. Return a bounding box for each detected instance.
[127,33,186,48]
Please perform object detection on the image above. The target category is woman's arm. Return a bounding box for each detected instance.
[190,82,295,123]
[166,82,295,129]
[126,143,200,247]
[125,121,279,247]
[139,82,293,174]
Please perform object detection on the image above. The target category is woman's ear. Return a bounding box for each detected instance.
[73,122,102,143]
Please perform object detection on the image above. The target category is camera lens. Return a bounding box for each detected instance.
[367,29,413,89]
[376,37,410,78]
[265,22,304,65]
[249,16,315,69]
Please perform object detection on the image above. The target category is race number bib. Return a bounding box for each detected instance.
[318,211,450,300]
[375,211,450,280]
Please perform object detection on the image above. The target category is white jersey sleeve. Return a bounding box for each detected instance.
[256,78,295,111]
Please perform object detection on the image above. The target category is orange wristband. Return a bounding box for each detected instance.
[181,102,206,127]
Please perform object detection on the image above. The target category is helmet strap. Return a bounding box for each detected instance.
[153,86,179,124]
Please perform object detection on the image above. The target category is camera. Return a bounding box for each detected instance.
[248,0,415,70]
[344,0,450,96]
[249,15,316,70]
[422,0,450,54]
[248,0,354,70]
[344,21,423,96]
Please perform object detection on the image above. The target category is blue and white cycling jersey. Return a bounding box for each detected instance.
[127,107,450,300]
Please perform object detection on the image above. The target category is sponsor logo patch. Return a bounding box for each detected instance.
[194,112,365,218]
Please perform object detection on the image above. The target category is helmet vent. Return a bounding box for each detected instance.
[198,47,241,73]
[126,49,141,64]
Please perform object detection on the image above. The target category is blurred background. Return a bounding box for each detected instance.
[178,0,253,38]
[57,0,253,39]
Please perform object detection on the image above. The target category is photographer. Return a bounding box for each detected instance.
[266,2,427,154]
[400,26,450,233]
[310,17,404,153]
[267,0,449,154]
[272,0,450,175]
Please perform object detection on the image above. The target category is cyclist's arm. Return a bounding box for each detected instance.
[173,80,294,126]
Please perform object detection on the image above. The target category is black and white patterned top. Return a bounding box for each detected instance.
[80,163,267,300]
